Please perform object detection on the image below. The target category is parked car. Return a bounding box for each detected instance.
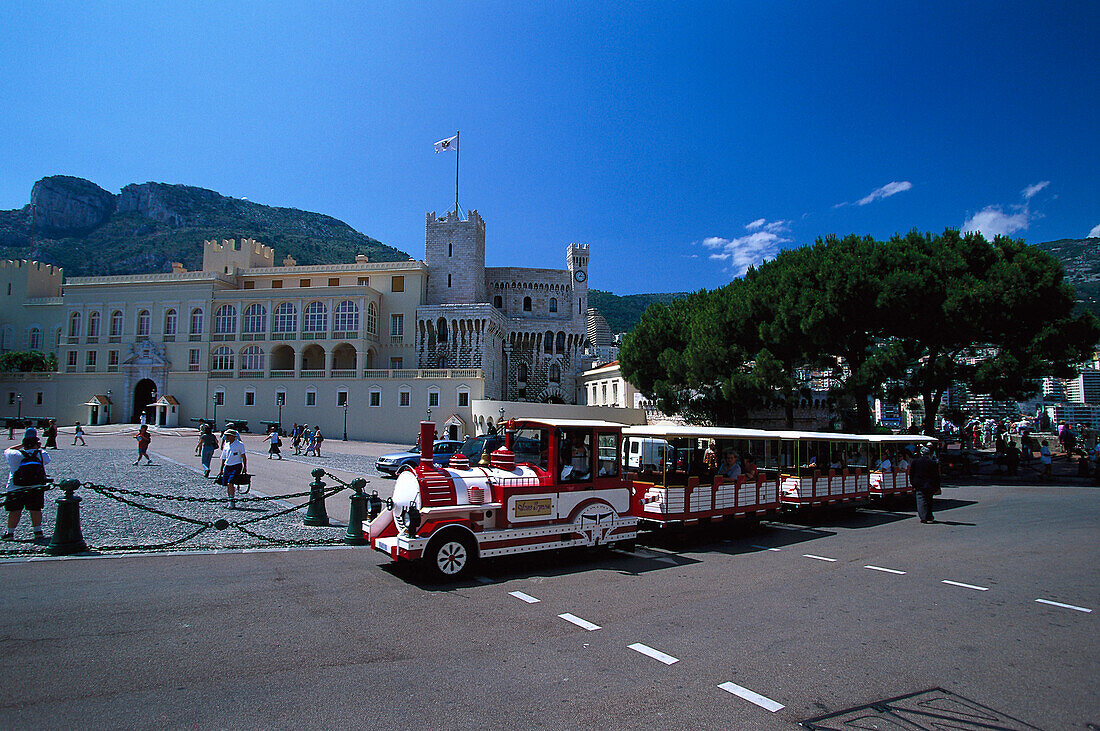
[376,439,464,476]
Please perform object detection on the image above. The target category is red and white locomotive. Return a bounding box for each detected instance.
[370,419,639,579]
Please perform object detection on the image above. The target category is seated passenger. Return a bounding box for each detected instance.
[878,453,893,472]
[703,441,718,472]
[561,432,591,481]
[896,451,911,471]
[742,453,758,480]
[716,451,742,481]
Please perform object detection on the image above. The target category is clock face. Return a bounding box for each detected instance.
[574,270,586,283]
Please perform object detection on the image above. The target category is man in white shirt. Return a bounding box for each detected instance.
[4,428,50,541]
[217,429,247,509]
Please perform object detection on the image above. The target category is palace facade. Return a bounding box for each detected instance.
[0,210,643,442]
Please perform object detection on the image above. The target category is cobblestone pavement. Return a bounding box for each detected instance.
[0,448,351,558]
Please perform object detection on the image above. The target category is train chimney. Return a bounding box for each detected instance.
[419,421,435,466]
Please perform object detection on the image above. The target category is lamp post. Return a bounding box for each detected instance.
[499,406,505,431]
[212,395,219,431]
[342,402,348,441]
[16,393,23,422]
[105,389,111,425]
[276,392,284,432]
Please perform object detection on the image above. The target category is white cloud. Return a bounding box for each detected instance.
[1088,223,1100,238]
[962,206,1030,239]
[856,180,913,206]
[1022,181,1050,200]
[701,219,791,276]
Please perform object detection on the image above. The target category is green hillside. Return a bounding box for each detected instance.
[588,289,688,334]
[1034,237,1100,319]
[0,176,409,276]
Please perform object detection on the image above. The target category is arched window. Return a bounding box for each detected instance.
[110,310,123,337]
[366,302,377,335]
[438,318,448,343]
[544,330,554,354]
[304,302,327,332]
[163,309,177,336]
[549,363,561,383]
[190,308,204,335]
[87,311,100,338]
[273,303,297,333]
[239,345,264,371]
[27,327,41,351]
[68,312,81,338]
[549,297,557,313]
[493,295,502,309]
[1,326,13,352]
[556,331,566,353]
[242,304,267,334]
[523,296,532,312]
[334,301,359,332]
[518,362,528,382]
[211,346,234,371]
[137,310,151,337]
[214,305,237,334]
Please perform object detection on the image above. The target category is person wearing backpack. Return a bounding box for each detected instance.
[4,428,50,541]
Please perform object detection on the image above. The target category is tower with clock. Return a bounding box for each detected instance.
[567,243,589,316]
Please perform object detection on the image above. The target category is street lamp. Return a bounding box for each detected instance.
[16,393,23,422]
[276,392,284,432]
[342,401,349,441]
[105,389,111,425]
[212,394,219,431]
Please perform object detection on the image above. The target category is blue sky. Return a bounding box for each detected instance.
[1,1,1097,293]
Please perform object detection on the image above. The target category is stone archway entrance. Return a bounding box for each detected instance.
[132,379,157,423]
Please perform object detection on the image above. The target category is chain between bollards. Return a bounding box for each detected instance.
[303,468,330,526]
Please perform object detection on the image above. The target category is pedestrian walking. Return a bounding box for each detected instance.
[72,421,86,446]
[3,428,50,542]
[139,412,147,427]
[304,427,317,456]
[909,445,940,524]
[44,419,58,450]
[132,424,154,465]
[293,424,305,455]
[266,426,283,460]
[195,423,219,478]
[314,427,324,457]
[215,429,247,509]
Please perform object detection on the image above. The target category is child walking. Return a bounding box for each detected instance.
[72,421,86,446]
[133,424,153,465]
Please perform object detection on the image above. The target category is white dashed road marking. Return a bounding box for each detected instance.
[718,681,785,712]
[803,554,837,562]
[864,565,906,575]
[559,613,601,631]
[751,545,781,551]
[628,643,679,665]
[1035,598,1092,613]
[509,590,540,604]
[942,580,989,591]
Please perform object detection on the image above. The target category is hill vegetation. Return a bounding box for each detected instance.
[0,176,409,276]
[587,289,688,334]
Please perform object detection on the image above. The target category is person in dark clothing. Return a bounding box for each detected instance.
[43,420,58,450]
[909,446,941,524]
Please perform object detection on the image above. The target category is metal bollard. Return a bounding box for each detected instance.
[344,478,368,545]
[48,479,88,556]
[303,468,330,526]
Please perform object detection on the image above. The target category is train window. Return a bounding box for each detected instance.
[514,427,550,471]
[559,428,592,482]
[596,433,618,478]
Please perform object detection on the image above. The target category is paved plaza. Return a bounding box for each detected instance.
[0,426,1097,729]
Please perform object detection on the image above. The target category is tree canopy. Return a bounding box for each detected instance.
[0,350,56,373]
[619,230,1099,433]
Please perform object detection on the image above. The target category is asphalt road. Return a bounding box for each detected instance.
[1,480,1096,729]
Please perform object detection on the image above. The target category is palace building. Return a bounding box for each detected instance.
[0,210,643,442]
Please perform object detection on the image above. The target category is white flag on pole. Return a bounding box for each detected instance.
[434,135,458,153]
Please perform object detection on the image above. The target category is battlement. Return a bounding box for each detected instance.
[426,209,485,231]
[202,237,275,274]
[0,259,64,298]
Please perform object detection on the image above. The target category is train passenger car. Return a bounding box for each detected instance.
[369,419,638,579]
[777,431,871,507]
[866,434,938,498]
[622,425,781,527]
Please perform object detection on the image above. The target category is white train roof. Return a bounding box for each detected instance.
[621,425,777,439]
[512,417,630,429]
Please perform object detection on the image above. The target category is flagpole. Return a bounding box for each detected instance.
[454,130,460,218]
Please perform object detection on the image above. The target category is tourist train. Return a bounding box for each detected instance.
[368,419,935,579]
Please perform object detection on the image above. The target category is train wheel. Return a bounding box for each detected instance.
[425,530,477,580]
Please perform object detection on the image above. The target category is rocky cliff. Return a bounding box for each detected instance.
[0,175,409,276]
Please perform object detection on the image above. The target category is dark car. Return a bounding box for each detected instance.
[376,439,464,477]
